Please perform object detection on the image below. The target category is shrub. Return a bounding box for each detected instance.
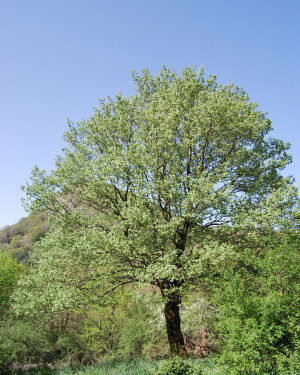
[0,321,53,374]
[214,232,300,374]
[156,357,203,375]
[118,299,166,358]
[0,253,26,315]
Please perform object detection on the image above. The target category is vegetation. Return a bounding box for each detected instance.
[3,358,210,375]
[213,231,300,374]
[156,356,203,374]
[0,66,299,374]
[0,213,49,263]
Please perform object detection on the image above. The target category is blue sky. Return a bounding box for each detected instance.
[0,0,299,227]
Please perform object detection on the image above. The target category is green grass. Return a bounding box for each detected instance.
[13,358,299,375]
[15,360,157,375]
[13,358,213,375]
[56,360,158,375]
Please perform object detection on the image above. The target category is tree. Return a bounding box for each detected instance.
[14,66,298,355]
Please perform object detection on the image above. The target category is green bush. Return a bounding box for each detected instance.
[6,246,28,263]
[54,331,88,366]
[0,344,12,375]
[0,321,53,364]
[23,223,48,249]
[156,357,203,375]
[118,297,168,358]
[0,253,26,315]
[0,321,53,374]
[214,232,300,374]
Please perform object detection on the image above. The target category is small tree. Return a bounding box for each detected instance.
[14,67,298,355]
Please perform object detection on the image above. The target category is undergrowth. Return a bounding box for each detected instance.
[12,357,299,375]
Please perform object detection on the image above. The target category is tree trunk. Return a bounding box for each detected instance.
[164,290,187,356]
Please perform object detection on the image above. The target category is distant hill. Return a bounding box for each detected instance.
[0,213,49,263]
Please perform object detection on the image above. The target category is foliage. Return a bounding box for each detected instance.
[214,231,300,374]
[14,66,299,356]
[77,289,131,356]
[156,356,203,375]
[12,360,159,375]
[0,320,54,374]
[9,358,215,375]
[0,312,96,373]
[180,295,217,356]
[0,213,49,263]
[0,253,26,317]
[118,296,167,358]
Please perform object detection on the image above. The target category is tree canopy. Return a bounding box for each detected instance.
[14,66,299,355]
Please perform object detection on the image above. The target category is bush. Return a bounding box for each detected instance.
[214,232,300,374]
[0,253,26,315]
[0,320,54,374]
[118,299,166,358]
[1,321,53,363]
[156,357,203,375]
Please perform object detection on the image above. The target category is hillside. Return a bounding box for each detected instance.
[0,213,49,263]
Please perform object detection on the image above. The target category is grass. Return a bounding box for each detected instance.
[13,357,299,375]
[13,357,214,375]
[15,360,157,375]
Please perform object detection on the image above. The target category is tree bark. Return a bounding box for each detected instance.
[164,290,187,356]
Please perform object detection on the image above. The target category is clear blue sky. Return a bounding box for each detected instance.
[0,0,299,227]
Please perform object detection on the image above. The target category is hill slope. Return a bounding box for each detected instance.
[0,213,49,263]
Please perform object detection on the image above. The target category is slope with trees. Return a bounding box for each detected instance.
[0,213,49,263]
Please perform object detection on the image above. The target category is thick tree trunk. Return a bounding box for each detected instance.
[164,290,187,356]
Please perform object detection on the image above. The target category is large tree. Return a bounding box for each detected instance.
[14,67,298,355]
